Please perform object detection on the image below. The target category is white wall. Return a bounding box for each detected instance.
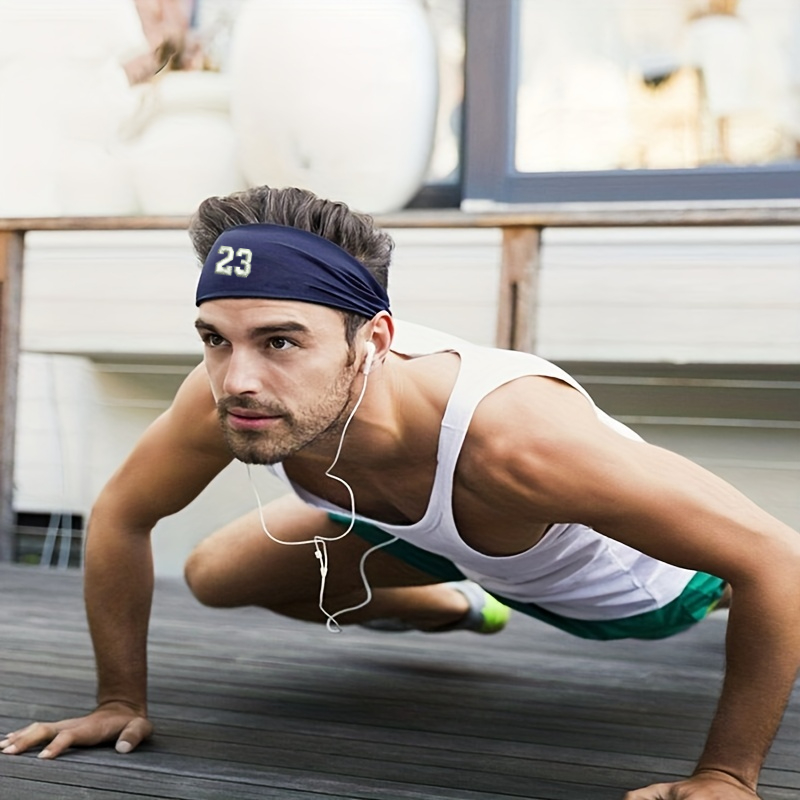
[15,353,94,513]
[20,228,502,357]
[538,226,800,363]
[20,225,800,363]
[21,230,202,357]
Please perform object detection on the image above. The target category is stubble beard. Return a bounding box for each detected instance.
[217,367,359,465]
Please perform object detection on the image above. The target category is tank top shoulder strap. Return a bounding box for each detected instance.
[439,343,596,434]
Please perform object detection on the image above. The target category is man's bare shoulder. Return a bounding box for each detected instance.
[468,374,602,453]
[459,376,641,521]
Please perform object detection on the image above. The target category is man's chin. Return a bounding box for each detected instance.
[230,451,276,466]
[223,433,290,466]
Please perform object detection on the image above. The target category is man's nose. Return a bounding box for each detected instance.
[221,348,265,396]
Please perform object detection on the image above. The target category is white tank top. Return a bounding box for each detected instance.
[269,321,694,621]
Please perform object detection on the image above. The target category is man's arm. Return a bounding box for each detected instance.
[471,377,800,799]
[1,364,233,759]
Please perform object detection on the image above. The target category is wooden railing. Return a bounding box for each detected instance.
[3,201,800,559]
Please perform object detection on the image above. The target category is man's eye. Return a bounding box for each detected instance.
[204,333,226,347]
[268,338,295,351]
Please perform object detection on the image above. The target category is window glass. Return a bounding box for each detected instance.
[514,0,800,172]
[422,0,465,186]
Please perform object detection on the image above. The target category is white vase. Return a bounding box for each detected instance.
[126,71,247,216]
[228,0,438,213]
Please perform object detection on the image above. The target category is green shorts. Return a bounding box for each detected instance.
[334,513,727,642]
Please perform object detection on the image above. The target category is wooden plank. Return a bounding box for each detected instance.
[0,776,152,800]
[0,217,190,233]
[497,227,541,350]
[2,202,800,233]
[380,204,800,229]
[0,564,798,799]
[0,757,338,800]
[0,231,23,562]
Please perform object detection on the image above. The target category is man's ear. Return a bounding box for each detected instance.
[366,312,393,368]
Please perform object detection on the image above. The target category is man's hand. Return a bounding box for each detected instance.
[624,770,760,799]
[0,702,152,759]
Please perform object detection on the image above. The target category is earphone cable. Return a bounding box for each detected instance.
[244,365,387,632]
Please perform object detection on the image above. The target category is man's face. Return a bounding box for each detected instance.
[196,298,360,464]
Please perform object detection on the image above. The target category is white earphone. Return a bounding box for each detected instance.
[246,334,396,634]
[363,341,376,375]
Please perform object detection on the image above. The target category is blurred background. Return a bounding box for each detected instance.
[1,0,797,574]
[3,0,800,217]
[0,0,457,217]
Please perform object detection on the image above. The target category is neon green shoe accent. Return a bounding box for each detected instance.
[359,581,511,635]
[446,581,511,634]
[476,591,512,634]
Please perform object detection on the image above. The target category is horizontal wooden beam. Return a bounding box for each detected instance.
[0,216,190,232]
[380,203,800,229]
[2,200,800,234]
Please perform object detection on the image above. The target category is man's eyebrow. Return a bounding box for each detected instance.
[194,319,312,338]
[249,322,311,338]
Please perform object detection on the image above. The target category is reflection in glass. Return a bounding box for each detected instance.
[514,0,800,172]
[423,0,464,185]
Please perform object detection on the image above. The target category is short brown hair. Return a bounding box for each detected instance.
[189,186,394,346]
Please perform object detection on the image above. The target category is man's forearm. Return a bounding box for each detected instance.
[83,514,155,713]
[695,583,800,790]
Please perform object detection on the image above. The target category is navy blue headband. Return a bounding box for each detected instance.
[195,223,391,317]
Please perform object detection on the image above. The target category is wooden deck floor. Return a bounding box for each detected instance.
[0,563,798,800]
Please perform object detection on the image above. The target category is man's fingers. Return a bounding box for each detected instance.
[37,730,79,760]
[1,722,59,755]
[115,717,153,754]
[1,711,153,759]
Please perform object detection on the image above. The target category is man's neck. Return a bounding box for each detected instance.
[280,351,460,525]
[285,350,459,478]
[286,355,406,474]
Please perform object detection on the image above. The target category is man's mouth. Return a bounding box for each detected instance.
[225,407,284,430]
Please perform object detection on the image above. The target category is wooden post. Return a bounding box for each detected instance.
[496,226,542,352]
[0,230,24,562]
